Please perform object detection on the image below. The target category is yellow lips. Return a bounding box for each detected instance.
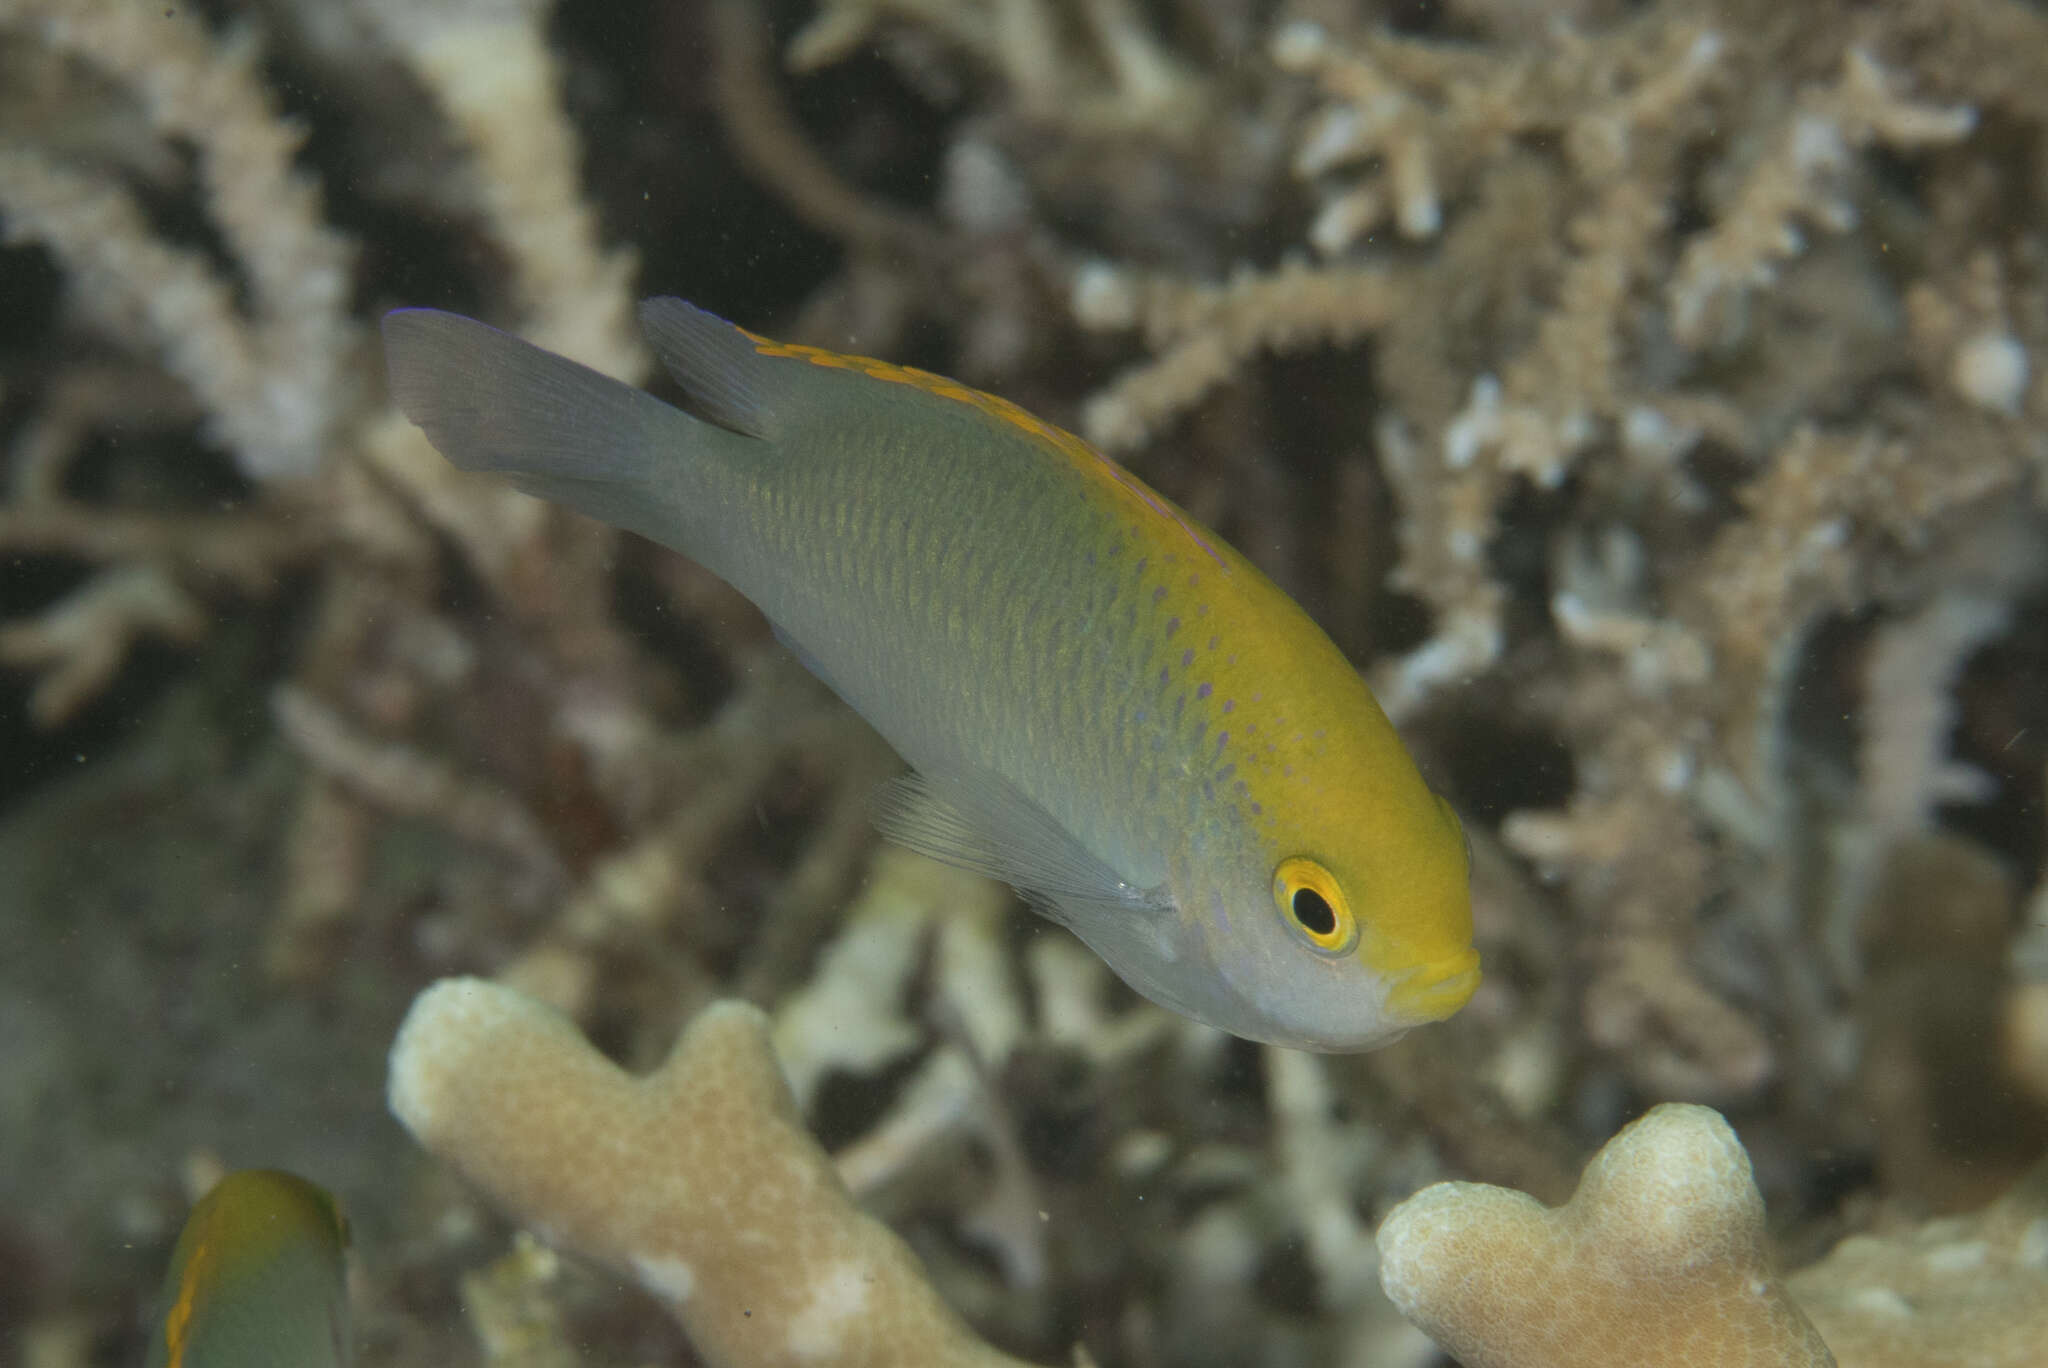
[1386,949,1483,1024]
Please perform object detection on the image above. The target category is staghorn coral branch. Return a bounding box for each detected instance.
[266,777,378,987]
[1668,47,1976,351]
[788,0,1204,139]
[0,0,355,479]
[273,683,570,892]
[1074,259,1405,451]
[0,149,332,482]
[359,0,641,377]
[0,500,324,588]
[0,563,207,725]
[1271,21,1445,241]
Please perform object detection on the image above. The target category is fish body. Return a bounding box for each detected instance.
[383,300,1476,1049]
[146,1169,352,1368]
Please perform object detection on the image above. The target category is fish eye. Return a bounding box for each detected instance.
[1273,856,1357,955]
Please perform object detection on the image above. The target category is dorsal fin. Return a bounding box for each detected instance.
[636,297,775,439]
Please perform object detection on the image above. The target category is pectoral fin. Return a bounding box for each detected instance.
[869,769,1163,919]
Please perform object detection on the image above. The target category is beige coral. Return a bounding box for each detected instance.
[0,563,206,726]
[0,0,354,481]
[1376,1103,1834,1367]
[1791,1158,2048,1368]
[1073,258,1403,452]
[389,978,1036,1368]
[1668,47,1976,351]
[788,0,1204,139]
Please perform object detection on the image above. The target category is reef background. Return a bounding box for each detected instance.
[1,0,2045,1364]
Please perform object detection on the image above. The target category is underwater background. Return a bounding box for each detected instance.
[2,0,2045,1364]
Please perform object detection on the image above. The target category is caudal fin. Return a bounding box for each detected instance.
[381,309,747,549]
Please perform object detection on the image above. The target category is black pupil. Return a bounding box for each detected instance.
[1291,886,1337,937]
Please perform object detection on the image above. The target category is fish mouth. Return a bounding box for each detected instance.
[1386,949,1482,1023]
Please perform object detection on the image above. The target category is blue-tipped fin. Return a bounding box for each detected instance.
[637,297,778,439]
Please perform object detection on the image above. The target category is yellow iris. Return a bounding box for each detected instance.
[1274,856,1357,955]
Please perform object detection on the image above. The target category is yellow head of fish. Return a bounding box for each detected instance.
[1020,522,1479,1051]
[1193,719,1479,1051]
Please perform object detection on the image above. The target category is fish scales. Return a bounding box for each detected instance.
[759,398,1160,866]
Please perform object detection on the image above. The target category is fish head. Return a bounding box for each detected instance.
[1180,773,1478,1053]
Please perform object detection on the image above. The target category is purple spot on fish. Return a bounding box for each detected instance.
[1166,616,1180,637]
[1196,682,1212,699]
[1173,693,1186,720]
[1207,635,1219,651]
[1153,585,1168,604]
[1251,801,1264,817]
[1215,732,1228,753]
[1222,699,1236,715]
[1181,648,1194,668]
[1217,762,1235,783]
[1158,666,1170,688]
[1232,779,1248,795]
[1135,557,1147,575]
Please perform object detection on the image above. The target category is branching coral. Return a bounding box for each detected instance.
[788,0,1206,140]
[1790,1157,2048,1368]
[397,983,2048,1368]
[272,683,572,894]
[0,0,355,482]
[1667,47,1976,352]
[1072,258,1404,452]
[0,563,206,726]
[1381,1099,2048,1367]
[1378,1103,1834,1367]
[390,977,1038,1368]
[356,0,641,376]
